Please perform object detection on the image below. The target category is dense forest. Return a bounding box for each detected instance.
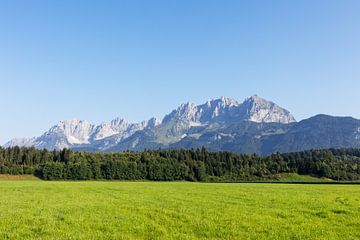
[0,146,359,181]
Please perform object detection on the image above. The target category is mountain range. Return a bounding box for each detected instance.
[4,95,360,155]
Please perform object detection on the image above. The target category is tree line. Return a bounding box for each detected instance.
[0,146,359,181]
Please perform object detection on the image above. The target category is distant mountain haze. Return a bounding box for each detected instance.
[4,95,360,155]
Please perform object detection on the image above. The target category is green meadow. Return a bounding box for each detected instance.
[0,180,359,239]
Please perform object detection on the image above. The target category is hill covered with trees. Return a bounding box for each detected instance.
[0,147,359,181]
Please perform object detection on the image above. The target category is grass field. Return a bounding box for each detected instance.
[0,181,359,239]
[274,173,333,182]
[0,174,40,181]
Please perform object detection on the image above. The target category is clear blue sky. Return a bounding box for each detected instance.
[1,0,360,144]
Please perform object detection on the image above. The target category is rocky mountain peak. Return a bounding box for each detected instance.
[238,95,296,123]
[110,117,128,127]
[4,95,298,150]
[47,119,94,145]
[198,97,239,122]
[205,97,239,108]
[219,96,239,107]
[163,102,199,124]
[3,138,35,148]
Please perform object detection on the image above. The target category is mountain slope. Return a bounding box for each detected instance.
[3,138,36,148]
[106,95,296,152]
[169,121,293,154]
[7,96,360,155]
[5,118,161,150]
[261,115,360,154]
[236,95,296,123]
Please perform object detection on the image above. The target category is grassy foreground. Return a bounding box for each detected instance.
[0,174,39,181]
[0,181,359,239]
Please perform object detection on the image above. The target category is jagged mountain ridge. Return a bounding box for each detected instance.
[4,95,296,151]
[8,95,359,155]
[162,95,296,126]
[103,96,294,152]
[5,117,161,150]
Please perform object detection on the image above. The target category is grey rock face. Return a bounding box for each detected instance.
[3,138,36,148]
[162,95,296,126]
[4,95,297,151]
[235,95,296,123]
[4,117,161,150]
